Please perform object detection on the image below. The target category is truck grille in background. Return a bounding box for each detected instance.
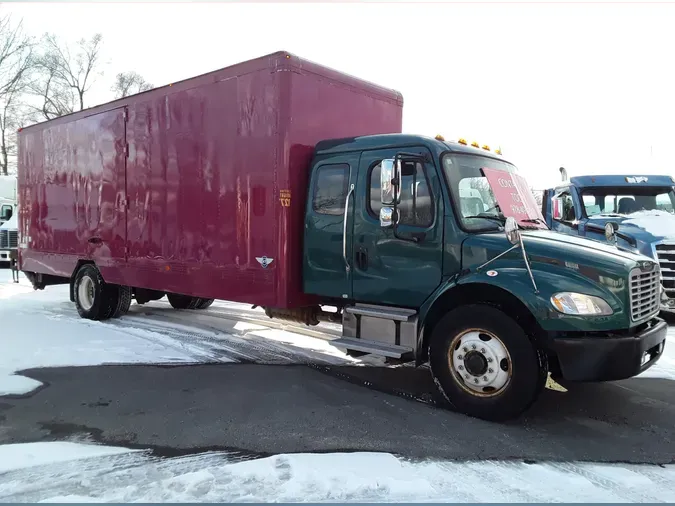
[654,243,675,296]
[0,230,17,249]
[629,266,661,321]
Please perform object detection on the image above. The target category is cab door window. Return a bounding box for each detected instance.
[0,205,12,221]
[555,190,576,222]
[369,161,433,227]
[312,164,350,215]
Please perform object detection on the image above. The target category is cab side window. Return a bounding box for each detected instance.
[312,164,350,215]
[0,205,12,221]
[555,191,576,222]
[369,161,433,227]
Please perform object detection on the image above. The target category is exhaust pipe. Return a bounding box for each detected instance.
[559,166,568,182]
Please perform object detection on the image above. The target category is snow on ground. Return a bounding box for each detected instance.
[0,269,363,397]
[1,442,675,503]
[3,268,675,502]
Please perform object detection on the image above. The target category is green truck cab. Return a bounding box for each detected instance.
[301,133,667,421]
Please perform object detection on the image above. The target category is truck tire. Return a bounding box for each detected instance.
[195,298,214,310]
[73,264,118,321]
[110,285,132,318]
[167,293,200,310]
[428,304,548,422]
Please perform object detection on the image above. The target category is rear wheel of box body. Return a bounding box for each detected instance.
[167,293,201,310]
[428,304,548,422]
[73,264,117,321]
[110,285,132,318]
[195,298,214,310]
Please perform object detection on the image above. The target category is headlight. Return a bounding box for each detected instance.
[550,292,613,316]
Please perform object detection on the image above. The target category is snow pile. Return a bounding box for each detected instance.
[1,442,674,503]
[0,272,199,396]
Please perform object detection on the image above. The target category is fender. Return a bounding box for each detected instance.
[415,264,629,365]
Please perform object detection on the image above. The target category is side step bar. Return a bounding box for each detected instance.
[329,337,414,360]
[344,304,417,322]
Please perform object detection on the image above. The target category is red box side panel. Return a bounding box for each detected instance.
[19,109,127,277]
[18,52,403,309]
[122,69,280,306]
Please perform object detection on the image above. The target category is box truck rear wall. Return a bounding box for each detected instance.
[18,51,403,309]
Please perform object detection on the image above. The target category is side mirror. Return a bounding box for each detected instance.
[380,206,394,228]
[551,197,563,220]
[605,221,619,244]
[504,216,520,245]
[380,159,400,206]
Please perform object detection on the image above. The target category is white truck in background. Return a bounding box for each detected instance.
[0,175,18,265]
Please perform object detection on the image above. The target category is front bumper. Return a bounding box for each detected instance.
[550,317,667,382]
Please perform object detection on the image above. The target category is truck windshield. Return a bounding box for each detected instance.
[581,187,675,217]
[442,153,541,231]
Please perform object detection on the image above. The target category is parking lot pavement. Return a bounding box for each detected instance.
[1,362,674,464]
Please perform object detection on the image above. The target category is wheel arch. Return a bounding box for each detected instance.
[417,282,546,365]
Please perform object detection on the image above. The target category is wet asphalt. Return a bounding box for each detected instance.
[1,361,675,464]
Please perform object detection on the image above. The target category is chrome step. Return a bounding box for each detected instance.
[345,304,417,322]
[329,337,414,359]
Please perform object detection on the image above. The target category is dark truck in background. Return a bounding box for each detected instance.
[542,170,675,313]
[17,51,667,421]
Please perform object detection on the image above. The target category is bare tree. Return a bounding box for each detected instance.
[0,12,34,175]
[0,13,33,99]
[112,71,153,99]
[30,32,105,120]
[0,89,36,175]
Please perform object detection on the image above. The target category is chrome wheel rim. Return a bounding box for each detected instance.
[448,329,512,397]
[78,275,95,311]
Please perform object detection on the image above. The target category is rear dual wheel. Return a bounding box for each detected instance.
[73,264,131,321]
[167,293,214,310]
[429,304,548,422]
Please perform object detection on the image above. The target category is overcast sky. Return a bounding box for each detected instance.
[4,1,675,189]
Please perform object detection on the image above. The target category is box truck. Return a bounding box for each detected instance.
[17,51,667,421]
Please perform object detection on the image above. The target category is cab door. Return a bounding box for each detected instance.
[351,147,444,307]
[303,153,361,300]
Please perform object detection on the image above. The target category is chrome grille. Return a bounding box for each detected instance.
[654,242,675,296]
[629,266,661,321]
[0,230,17,249]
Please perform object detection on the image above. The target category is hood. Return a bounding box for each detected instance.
[0,213,17,229]
[462,228,652,278]
[521,229,648,265]
[586,210,675,243]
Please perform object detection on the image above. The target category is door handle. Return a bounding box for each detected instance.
[356,248,368,271]
[342,183,355,273]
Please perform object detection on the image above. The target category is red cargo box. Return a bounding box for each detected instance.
[18,51,403,309]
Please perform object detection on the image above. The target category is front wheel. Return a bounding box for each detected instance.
[428,304,548,422]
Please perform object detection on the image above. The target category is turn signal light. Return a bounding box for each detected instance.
[458,138,467,145]
[482,145,490,151]
[471,141,480,148]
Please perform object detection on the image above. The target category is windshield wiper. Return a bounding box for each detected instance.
[464,213,506,224]
[520,218,548,226]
